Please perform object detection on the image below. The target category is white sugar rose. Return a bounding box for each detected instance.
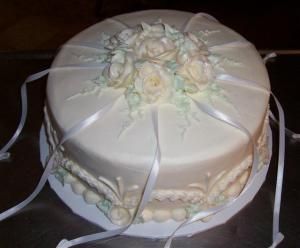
[137,37,176,61]
[178,56,213,90]
[105,53,134,88]
[135,62,171,103]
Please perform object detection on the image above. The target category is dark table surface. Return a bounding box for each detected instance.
[0,53,299,248]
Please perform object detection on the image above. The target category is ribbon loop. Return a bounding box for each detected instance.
[0,64,120,222]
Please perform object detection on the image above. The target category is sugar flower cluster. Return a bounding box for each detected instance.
[97,22,214,110]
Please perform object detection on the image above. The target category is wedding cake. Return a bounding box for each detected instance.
[44,10,270,226]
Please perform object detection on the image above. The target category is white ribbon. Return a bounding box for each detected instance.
[269,94,285,248]
[57,107,161,248]
[62,42,109,52]
[0,69,50,161]
[216,73,269,93]
[0,65,161,248]
[209,40,252,52]
[164,96,260,248]
[0,63,106,162]
[0,99,116,220]
[0,79,118,222]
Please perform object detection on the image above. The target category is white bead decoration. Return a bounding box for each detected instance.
[71,181,86,195]
[64,173,77,184]
[153,209,171,222]
[141,208,153,222]
[109,206,131,226]
[83,190,103,204]
[171,208,187,221]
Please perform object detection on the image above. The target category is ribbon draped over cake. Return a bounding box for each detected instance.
[0,12,297,248]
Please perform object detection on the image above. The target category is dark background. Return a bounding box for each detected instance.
[0,0,299,52]
[0,1,299,248]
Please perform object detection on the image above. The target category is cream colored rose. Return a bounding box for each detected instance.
[106,53,134,88]
[137,37,176,61]
[178,56,213,90]
[135,62,171,103]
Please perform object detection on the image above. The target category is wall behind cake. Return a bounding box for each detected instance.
[0,0,299,52]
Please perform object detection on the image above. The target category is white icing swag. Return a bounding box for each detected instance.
[0,13,298,247]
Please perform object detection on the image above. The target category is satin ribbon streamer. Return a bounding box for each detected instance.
[163,96,260,248]
[0,63,119,222]
[57,107,161,248]
[0,63,161,247]
[0,63,106,162]
[0,49,294,248]
[0,69,49,161]
[269,94,285,247]
[264,53,299,141]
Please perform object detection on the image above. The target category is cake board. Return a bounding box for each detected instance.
[39,125,272,239]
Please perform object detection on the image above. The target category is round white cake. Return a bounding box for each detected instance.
[44,10,270,226]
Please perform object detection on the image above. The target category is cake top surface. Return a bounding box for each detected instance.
[47,10,270,173]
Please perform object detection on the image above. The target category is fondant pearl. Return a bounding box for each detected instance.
[171,208,187,221]
[153,209,171,222]
[71,181,86,195]
[83,190,103,204]
[141,208,153,222]
[109,207,131,226]
[64,173,77,184]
